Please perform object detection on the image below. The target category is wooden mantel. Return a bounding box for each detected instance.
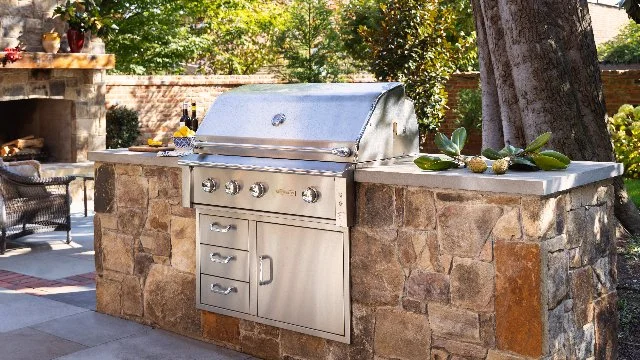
[0,52,115,70]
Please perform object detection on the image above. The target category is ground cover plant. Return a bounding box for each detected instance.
[625,179,640,208]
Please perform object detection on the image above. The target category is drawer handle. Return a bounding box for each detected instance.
[209,253,235,264]
[210,283,237,295]
[210,223,234,233]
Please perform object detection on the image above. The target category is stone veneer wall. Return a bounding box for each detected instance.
[93,162,617,360]
[0,69,107,162]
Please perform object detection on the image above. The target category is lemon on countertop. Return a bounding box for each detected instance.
[147,139,163,147]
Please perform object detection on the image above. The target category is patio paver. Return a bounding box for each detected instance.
[0,327,88,360]
[0,288,88,333]
[33,311,151,347]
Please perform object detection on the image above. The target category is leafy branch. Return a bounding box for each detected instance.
[481,133,571,171]
[414,127,572,174]
[414,127,469,171]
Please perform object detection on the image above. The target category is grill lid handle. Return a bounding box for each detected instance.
[195,141,353,158]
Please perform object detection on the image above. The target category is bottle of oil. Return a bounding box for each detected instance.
[190,102,198,131]
[180,101,191,129]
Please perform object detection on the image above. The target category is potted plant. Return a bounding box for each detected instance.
[53,0,117,53]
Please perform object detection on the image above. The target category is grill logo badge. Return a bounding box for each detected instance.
[275,189,296,197]
[272,113,286,126]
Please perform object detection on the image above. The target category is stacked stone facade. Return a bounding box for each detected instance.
[0,69,107,162]
[93,161,617,360]
[0,0,64,50]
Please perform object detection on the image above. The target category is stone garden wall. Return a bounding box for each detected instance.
[93,162,617,360]
[105,70,640,153]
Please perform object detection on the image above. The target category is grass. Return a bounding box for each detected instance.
[625,179,640,208]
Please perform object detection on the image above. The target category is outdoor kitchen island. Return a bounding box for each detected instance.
[89,149,622,360]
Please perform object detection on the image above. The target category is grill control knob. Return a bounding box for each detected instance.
[302,187,320,203]
[225,180,241,195]
[249,183,266,198]
[202,178,217,193]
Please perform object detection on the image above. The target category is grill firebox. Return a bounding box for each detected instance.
[179,83,419,343]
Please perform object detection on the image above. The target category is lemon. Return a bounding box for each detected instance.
[179,126,190,137]
[173,131,182,138]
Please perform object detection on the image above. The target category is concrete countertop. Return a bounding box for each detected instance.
[356,157,624,196]
[88,149,183,168]
[89,150,624,196]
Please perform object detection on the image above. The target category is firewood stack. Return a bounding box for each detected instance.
[1,135,44,158]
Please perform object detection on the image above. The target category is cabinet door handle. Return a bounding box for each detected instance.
[259,255,273,286]
[209,253,235,264]
[210,283,237,295]
[210,223,234,233]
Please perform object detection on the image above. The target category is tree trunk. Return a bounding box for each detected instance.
[472,0,640,234]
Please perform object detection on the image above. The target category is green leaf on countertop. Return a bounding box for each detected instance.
[525,132,552,153]
[451,127,467,152]
[434,133,460,157]
[539,150,571,165]
[482,148,503,160]
[414,156,459,171]
[531,153,569,171]
[510,157,539,171]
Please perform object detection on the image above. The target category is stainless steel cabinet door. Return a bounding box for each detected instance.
[256,222,345,335]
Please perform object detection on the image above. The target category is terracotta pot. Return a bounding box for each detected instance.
[42,33,61,54]
[67,29,85,53]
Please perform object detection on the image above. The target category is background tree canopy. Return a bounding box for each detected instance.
[98,0,477,129]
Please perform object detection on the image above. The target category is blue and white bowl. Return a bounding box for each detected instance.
[172,136,195,151]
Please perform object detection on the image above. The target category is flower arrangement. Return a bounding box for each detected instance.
[53,0,114,35]
[1,47,23,67]
[53,0,117,53]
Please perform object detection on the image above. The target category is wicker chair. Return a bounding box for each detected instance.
[0,160,75,254]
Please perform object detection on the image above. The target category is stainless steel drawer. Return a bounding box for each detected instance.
[200,245,249,281]
[200,275,250,314]
[199,215,249,251]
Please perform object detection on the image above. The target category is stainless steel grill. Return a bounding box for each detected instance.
[179,82,418,344]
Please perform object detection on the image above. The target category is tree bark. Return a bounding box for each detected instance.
[472,0,640,234]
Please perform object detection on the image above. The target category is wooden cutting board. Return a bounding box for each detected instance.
[128,145,175,152]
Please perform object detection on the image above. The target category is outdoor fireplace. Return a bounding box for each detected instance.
[0,2,112,164]
[0,69,107,163]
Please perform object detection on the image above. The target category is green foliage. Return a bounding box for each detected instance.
[482,133,571,172]
[598,21,640,64]
[102,0,284,75]
[625,178,640,208]
[102,0,200,74]
[276,0,354,82]
[609,104,640,178]
[341,0,478,131]
[106,105,140,149]
[415,128,467,171]
[53,0,118,36]
[189,0,286,75]
[454,87,482,131]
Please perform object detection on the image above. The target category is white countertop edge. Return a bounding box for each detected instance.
[355,160,624,196]
[88,150,182,168]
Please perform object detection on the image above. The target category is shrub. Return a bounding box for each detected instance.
[341,0,477,131]
[454,87,482,132]
[598,21,640,64]
[106,105,140,149]
[609,104,640,179]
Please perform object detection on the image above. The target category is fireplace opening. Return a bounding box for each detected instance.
[0,99,75,163]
